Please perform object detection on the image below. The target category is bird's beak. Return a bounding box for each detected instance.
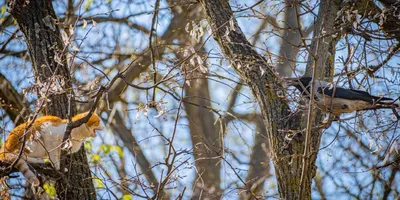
[283,77,300,86]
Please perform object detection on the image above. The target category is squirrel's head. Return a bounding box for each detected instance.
[85,112,103,137]
[72,111,103,138]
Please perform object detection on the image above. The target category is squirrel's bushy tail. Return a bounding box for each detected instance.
[0,148,39,186]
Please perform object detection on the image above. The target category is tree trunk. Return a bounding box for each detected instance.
[8,0,96,199]
[241,118,270,200]
[277,0,301,77]
[198,0,340,199]
[184,75,222,199]
[163,1,223,198]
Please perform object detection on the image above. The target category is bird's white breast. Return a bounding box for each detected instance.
[315,95,372,115]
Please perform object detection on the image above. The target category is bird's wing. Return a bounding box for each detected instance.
[348,89,372,96]
[350,89,393,101]
[316,86,391,103]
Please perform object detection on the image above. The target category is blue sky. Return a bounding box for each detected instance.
[1,0,399,199]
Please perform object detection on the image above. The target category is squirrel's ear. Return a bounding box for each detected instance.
[94,108,98,113]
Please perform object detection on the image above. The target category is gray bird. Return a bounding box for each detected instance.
[285,77,397,116]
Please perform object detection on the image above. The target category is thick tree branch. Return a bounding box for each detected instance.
[0,73,25,124]
[277,0,301,77]
[168,2,223,197]
[350,0,400,42]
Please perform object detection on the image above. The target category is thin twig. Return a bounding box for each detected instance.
[0,30,17,53]
[61,86,106,145]
[235,0,265,12]
[296,1,323,199]
[149,0,161,104]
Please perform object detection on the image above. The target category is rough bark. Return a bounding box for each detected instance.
[8,0,96,199]
[353,0,400,42]
[198,0,340,199]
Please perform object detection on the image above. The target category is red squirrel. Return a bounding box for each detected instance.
[0,112,103,185]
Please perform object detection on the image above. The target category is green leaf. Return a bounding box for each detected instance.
[43,183,57,198]
[91,154,101,163]
[94,178,104,188]
[84,140,92,150]
[44,158,50,163]
[1,6,6,15]
[100,144,111,154]
[84,0,93,12]
[111,146,124,158]
[122,194,132,200]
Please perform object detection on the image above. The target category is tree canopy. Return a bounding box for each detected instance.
[0,0,399,199]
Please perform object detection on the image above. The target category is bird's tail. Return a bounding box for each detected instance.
[359,101,399,113]
[379,102,400,111]
[376,101,399,106]
[372,95,399,106]
[378,97,394,101]
[373,95,394,103]
[372,102,399,109]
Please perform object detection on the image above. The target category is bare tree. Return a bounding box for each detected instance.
[1,0,399,199]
